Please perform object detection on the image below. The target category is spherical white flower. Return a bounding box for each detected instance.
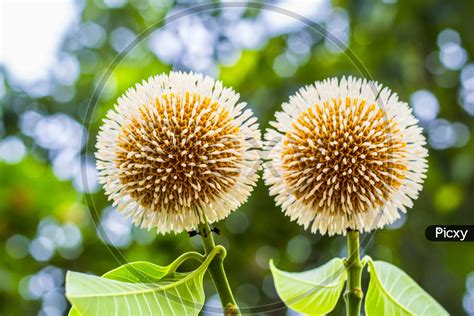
[264,77,428,236]
[96,72,261,234]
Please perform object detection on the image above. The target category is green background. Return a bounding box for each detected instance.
[1,0,474,315]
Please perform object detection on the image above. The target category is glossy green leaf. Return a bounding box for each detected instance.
[102,261,185,283]
[366,260,449,316]
[270,258,346,315]
[66,250,216,316]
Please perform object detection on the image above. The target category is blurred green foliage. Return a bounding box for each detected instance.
[1,0,474,315]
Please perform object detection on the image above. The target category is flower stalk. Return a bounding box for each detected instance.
[344,229,363,316]
[198,222,239,315]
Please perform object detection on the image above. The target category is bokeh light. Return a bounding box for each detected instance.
[0,136,26,164]
[98,207,133,248]
[410,90,440,122]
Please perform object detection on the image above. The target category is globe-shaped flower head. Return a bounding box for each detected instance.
[96,72,261,234]
[264,77,428,236]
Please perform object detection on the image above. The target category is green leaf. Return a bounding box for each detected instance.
[365,260,449,316]
[66,249,218,316]
[270,258,346,315]
[68,306,81,316]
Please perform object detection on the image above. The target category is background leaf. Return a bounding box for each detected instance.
[66,250,215,316]
[270,258,346,315]
[365,260,449,316]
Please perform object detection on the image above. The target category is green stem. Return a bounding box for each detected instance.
[344,230,363,316]
[198,222,239,315]
[166,251,204,275]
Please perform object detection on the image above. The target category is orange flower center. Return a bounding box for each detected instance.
[281,97,407,215]
[116,92,242,213]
